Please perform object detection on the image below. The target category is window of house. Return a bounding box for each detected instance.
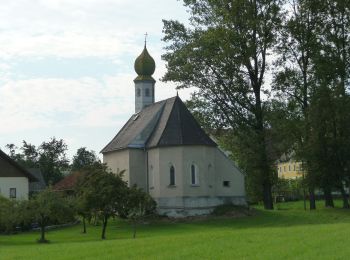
[284,166,286,172]
[145,88,150,97]
[136,88,141,97]
[169,165,175,186]
[191,164,198,185]
[293,164,296,171]
[223,181,230,187]
[9,188,16,199]
[289,165,291,171]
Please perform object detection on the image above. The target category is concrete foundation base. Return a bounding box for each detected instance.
[156,196,247,218]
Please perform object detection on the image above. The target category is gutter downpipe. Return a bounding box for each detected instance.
[145,147,149,194]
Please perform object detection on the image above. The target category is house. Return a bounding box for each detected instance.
[277,161,305,180]
[101,44,246,217]
[0,149,37,199]
[53,171,82,194]
[28,168,46,194]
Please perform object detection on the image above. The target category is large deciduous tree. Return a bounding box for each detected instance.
[71,147,100,171]
[6,137,69,185]
[272,0,320,209]
[162,0,283,209]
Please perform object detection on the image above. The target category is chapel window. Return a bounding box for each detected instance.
[191,164,198,185]
[136,88,141,97]
[169,165,175,186]
[145,88,150,97]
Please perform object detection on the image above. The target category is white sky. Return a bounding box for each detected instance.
[0,0,193,160]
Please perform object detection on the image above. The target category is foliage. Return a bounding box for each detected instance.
[272,178,305,202]
[6,137,69,185]
[271,0,350,209]
[71,147,100,171]
[76,163,127,239]
[125,185,156,238]
[30,188,75,243]
[0,196,31,233]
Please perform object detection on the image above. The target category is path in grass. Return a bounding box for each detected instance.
[1,201,350,259]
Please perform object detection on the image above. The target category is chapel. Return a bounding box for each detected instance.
[101,44,246,217]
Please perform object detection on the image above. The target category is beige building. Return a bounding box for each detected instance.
[277,161,305,179]
[101,45,246,217]
[0,149,37,199]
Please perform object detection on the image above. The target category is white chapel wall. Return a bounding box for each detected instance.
[214,149,245,197]
[103,149,130,185]
[128,149,146,190]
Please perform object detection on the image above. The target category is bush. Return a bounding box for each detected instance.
[0,196,31,234]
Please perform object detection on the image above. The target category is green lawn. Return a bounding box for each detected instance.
[1,201,350,259]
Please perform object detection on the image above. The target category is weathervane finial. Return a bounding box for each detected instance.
[144,32,148,47]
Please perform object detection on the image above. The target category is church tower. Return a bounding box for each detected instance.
[134,41,156,113]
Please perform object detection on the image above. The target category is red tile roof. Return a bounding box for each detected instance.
[53,171,82,191]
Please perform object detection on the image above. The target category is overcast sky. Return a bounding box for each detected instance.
[0,0,193,160]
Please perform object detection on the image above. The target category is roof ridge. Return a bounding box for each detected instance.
[144,102,167,147]
[155,97,178,147]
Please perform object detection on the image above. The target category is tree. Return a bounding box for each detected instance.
[313,0,350,208]
[74,172,92,234]
[162,0,283,209]
[78,163,127,239]
[272,0,321,209]
[38,138,69,184]
[30,188,75,243]
[6,137,69,185]
[125,185,156,238]
[71,147,100,171]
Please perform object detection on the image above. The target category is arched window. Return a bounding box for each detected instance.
[136,88,141,97]
[145,88,150,97]
[191,164,198,185]
[170,165,175,186]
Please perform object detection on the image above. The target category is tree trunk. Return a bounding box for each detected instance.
[83,216,86,234]
[39,225,46,243]
[101,215,108,240]
[324,187,334,208]
[309,188,316,210]
[340,186,349,209]
[303,188,307,211]
[133,221,136,239]
[263,180,274,210]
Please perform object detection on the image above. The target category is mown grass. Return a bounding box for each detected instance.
[1,200,350,259]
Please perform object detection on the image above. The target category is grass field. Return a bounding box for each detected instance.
[1,200,350,259]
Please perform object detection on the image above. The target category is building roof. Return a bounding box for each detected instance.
[0,149,38,182]
[101,96,217,154]
[53,171,82,191]
[28,168,46,192]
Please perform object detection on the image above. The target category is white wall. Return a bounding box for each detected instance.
[0,177,29,199]
[103,149,147,189]
[149,145,245,199]
[103,149,130,184]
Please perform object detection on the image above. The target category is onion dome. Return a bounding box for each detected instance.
[134,46,156,82]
